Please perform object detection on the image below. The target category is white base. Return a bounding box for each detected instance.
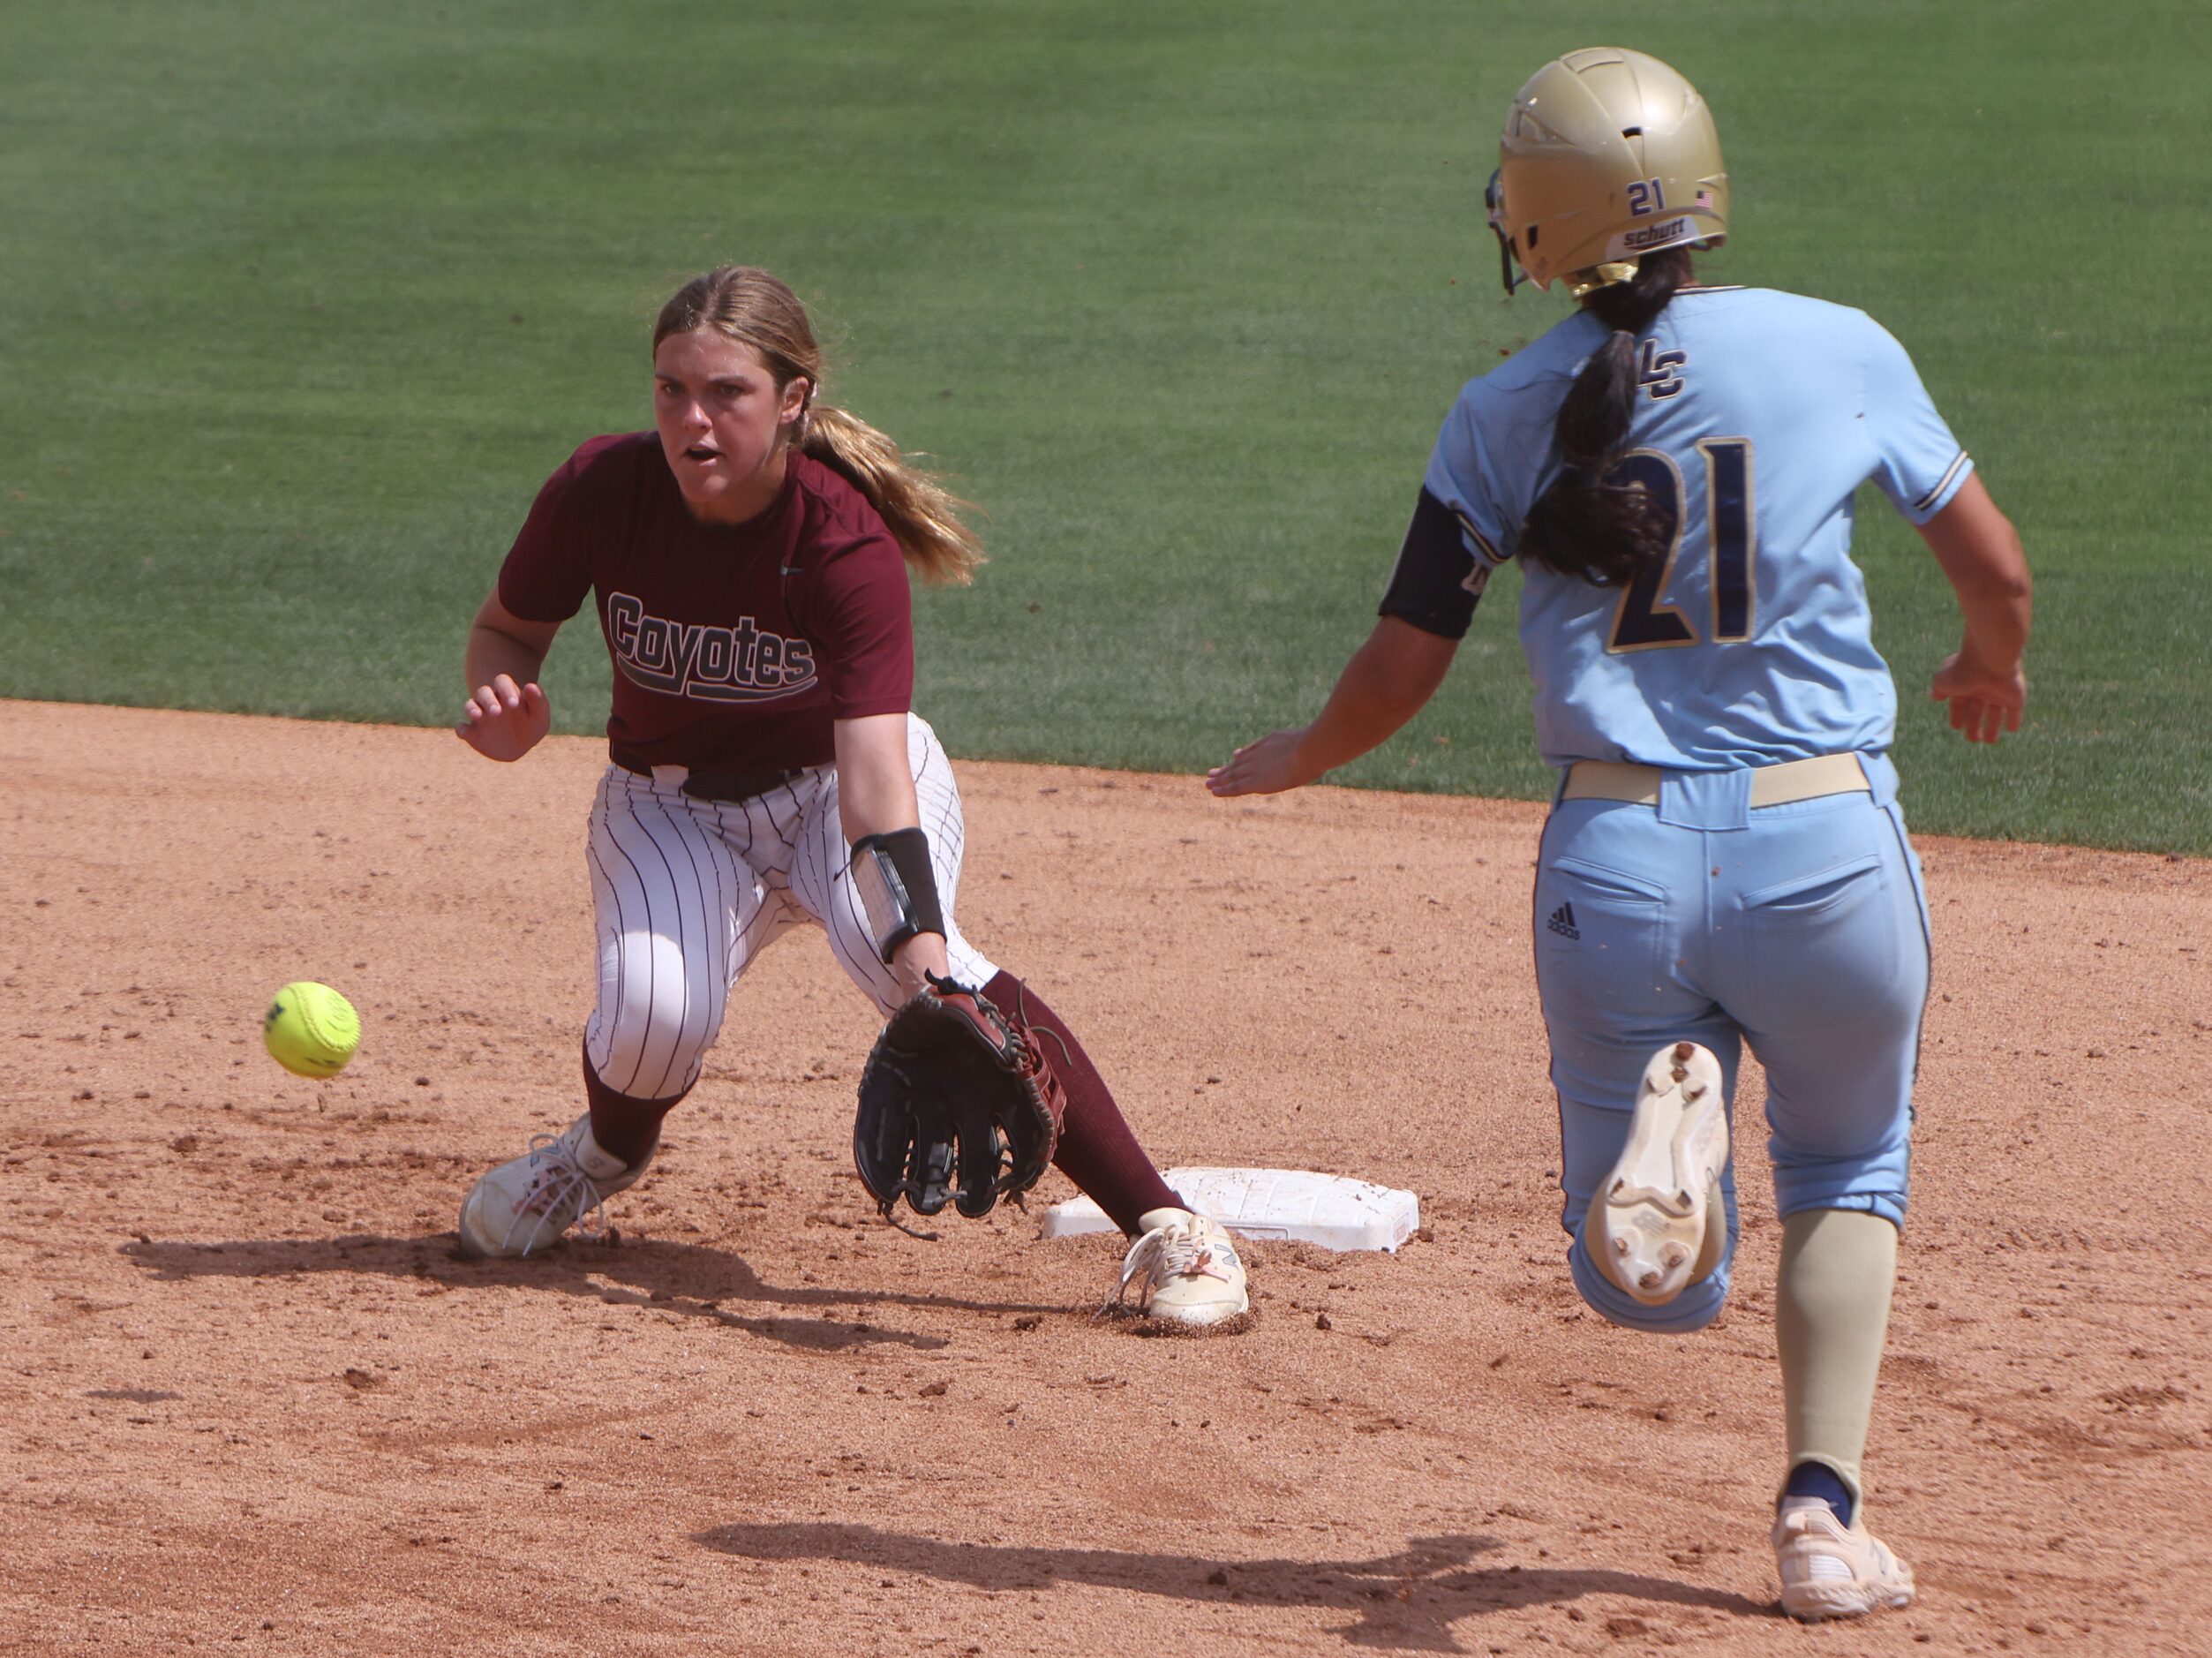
[1040,1167,1420,1253]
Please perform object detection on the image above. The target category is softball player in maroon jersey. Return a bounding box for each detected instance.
[449,266,1246,1327]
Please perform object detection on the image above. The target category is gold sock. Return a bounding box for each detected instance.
[1776,1208,1899,1513]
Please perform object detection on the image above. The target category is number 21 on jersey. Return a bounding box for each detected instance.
[1606,439,1756,652]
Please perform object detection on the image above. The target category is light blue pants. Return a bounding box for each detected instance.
[1534,755,1930,1335]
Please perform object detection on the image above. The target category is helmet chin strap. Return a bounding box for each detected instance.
[1493,232,1530,297]
[1485,167,1531,297]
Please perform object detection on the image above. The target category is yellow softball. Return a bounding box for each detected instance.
[262,981,361,1078]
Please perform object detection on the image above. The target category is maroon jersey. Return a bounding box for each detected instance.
[498,434,915,772]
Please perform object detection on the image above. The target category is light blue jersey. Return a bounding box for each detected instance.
[1373,286,1968,1337]
[1419,287,1972,770]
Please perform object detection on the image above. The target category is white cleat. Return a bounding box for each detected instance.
[1111,1208,1250,1327]
[1772,1497,1915,1621]
[456,1115,650,1259]
[1595,1041,1728,1305]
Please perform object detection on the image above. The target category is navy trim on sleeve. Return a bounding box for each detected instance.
[1913,450,1971,516]
[1379,486,1489,641]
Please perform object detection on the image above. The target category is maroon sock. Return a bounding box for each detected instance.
[983,969,1181,1235]
[581,1038,691,1170]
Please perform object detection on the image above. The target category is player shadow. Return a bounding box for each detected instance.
[118,1231,1065,1354]
[688,1523,1774,1649]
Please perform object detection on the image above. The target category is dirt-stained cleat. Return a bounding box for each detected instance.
[456,1115,650,1259]
[1594,1041,1727,1305]
[1772,1497,1915,1621]
[1110,1208,1250,1327]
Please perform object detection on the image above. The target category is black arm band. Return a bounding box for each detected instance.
[849,828,945,964]
[1378,485,1489,641]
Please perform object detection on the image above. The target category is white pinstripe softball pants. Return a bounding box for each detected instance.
[583,713,997,1100]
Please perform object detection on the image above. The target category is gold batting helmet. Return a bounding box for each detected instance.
[1486,48,1728,298]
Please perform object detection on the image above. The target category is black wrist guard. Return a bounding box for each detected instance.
[849,828,945,964]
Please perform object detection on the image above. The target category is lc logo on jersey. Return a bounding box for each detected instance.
[606,592,817,704]
[1638,339,1688,401]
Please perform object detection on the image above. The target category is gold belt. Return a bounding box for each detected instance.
[1561,752,1871,810]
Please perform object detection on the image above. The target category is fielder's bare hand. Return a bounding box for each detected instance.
[1930,651,2026,745]
[455,674,552,762]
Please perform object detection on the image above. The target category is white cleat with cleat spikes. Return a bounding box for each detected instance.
[1594,1040,1728,1305]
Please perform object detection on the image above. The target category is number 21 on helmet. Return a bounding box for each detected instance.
[1485,48,1731,299]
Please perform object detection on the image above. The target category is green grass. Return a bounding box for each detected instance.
[2,2,2207,850]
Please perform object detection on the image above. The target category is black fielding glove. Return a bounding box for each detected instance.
[853,976,1067,1220]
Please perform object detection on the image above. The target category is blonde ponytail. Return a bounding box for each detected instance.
[655,265,985,585]
[798,403,984,585]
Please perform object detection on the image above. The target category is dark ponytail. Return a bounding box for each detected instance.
[1518,250,1695,586]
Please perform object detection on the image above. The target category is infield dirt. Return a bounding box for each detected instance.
[4,700,2207,1655]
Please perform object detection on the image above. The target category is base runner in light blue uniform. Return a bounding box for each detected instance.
[1210,48,2031,1624]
